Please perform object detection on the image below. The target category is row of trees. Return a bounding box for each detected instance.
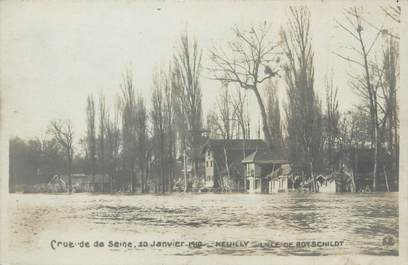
[335,7,400,191]
[79,35,204,193]
[9,33,204,193]
[207,6,399,191]
[10,6,399,193]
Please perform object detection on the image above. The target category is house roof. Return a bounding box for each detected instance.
[202,139,267,152]
[242,148,288,164]
[218,161,244,176]
[268,164,292,179]
[52,174,111,184]
[203,139,267,176]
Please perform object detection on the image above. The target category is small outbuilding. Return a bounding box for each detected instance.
[268,164,293,193]
[316,175,336,193]
[242,148,288,193]
[48,173,111,192]
[315,172,354,193]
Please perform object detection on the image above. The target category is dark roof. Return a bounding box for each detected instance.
[203,139,267,152]
[203,139,267,176]
[242,148,288,164]
[268,164,292,179]
[57,174,110,184]
[218,161,244,176]
[316,172,353,183]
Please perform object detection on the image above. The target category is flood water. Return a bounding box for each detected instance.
[2,192,398,264]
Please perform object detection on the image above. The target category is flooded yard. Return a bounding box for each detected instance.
[2,192,398,264]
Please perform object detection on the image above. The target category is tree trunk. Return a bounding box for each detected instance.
[310,161,315,192]
[144,158,150,193]
[130,167,134,193]
[160,133,165,193]
[373,126,378,192]
[110,170,113,194]
[183,150,187,192]
[92,156,95,192]
[351,148,357,192]
[68,152,72,193]
[253,88,273,148]
[169,133,174,192]
[223,143,230,179]
[383,167,390,192]
[242,135,246,193]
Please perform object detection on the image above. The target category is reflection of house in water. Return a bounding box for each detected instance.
[242,148,288,193]
[202,139,266,192]
[48,174,111,192]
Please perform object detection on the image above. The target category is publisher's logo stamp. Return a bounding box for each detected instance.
[382,235,395,246]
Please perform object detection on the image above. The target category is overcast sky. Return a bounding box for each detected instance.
[0,1,396,142]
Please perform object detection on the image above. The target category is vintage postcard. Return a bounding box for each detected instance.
[0,0,406,264]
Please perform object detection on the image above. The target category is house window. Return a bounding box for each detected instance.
[206,161,209,167]
[255,179,259,189]
[210,161,213,167]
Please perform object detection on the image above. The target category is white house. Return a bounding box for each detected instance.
[316,175,337,193]
[202,139,266,192]
[242,148,288,193]
[204,148,215,188]
[245,161,263,193]
[269,164,292,193]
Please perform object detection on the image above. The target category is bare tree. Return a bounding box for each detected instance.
[379,37,399,191]
[135,94,148,192]
[172,33,204,188]
[336,7,386,191]
[361,6,400,40]
[282,6,323,190]
[120,71,137,192]
[264,80,282,148]
[98,92,107,191]
[105,97,121,193]
[164,66,177,192]
[48,119,74,193]
[231,88,250,192]
[324,77,340,172]
[85,95,96,188]
[150,68,178,192]
[231,88,250,141]
[209,85,235,140]
[207,85,236,184]
[151,70,167,192]
[381,6,401,24]
[209,23,280,148]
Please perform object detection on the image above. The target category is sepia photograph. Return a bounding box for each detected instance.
[0,0,406,264]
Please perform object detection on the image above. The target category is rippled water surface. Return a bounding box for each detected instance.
[3,193,398,264]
